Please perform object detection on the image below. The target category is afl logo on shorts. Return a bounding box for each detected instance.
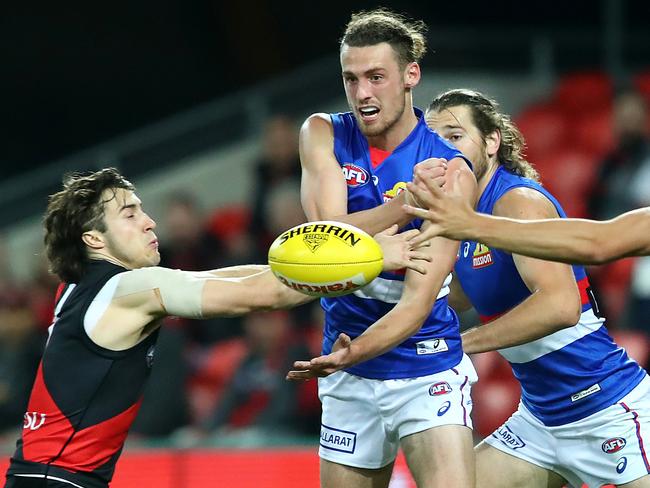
[342,164,369,187]
[429,382,452,396]
[602,437,626,453]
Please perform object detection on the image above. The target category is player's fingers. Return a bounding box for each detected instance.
[375,224,398,237]
[292,360,312,370]
[404,261,427,275]
[399,228,420,241]
[409,251,432,262]
[339,333,352,347]
[286,370,315,381]
[411,239,431,248]
[402,205,432,220]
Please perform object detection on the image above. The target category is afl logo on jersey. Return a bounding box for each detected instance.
[342,164,369,187]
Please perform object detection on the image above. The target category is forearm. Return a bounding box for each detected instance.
[462,291,578,354]
[469,213,606,265]
[326,192,413,235]
[346,304,428,364]
[207,264,269,278]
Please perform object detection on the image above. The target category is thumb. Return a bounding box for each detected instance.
[377,224,398,237]
[338,333,352,347]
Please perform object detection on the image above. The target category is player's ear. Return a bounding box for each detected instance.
[82,230,106,250]
[485,129,501,158]
[404,62,421,89]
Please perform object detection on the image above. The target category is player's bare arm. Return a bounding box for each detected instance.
[461,188,581,354]
[88,266,312,351]
[299,113,444,235]
[287,163,476,379]
[286,229,459,379]
[405,168,650,264]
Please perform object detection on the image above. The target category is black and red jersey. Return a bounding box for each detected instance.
[7,260,159,488]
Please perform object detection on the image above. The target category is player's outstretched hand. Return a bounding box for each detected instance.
[286,333,353,381]
[374,225,431,275]
[403,169,476,245]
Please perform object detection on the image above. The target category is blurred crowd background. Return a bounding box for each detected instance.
[1,1,650,483]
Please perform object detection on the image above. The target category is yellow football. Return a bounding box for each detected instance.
[268,221,383,297]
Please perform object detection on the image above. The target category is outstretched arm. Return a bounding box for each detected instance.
[88,266,312,351]
[404,168,650,264]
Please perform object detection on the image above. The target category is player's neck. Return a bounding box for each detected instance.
[88,251,130,270]
[476,159,500,200]
[366,103,418,152]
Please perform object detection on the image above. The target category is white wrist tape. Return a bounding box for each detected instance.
[115,266,207,318]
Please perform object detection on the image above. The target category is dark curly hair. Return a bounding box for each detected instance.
[43,167,135,283]
[427,89,539,181]
[341,8,427,68]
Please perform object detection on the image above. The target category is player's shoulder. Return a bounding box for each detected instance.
[301,113,333,132]
[494,186,558,219]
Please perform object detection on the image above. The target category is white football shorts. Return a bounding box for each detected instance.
[318,354,477,469]
[485,374,650,487]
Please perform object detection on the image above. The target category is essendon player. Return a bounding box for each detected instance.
[3,168,315,488]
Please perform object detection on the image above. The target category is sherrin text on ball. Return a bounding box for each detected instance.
[268,221,383,297]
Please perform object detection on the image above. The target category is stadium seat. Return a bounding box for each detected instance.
[573,107,614,159]
[534,148,599,218]
[515,104,569,164]
[207,204,251,243]
[186,338,248,424]
[596,258,637,325]
[609,330,650,368]
[553,72,613,113]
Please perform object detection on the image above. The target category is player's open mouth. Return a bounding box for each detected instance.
[358,106,380,122]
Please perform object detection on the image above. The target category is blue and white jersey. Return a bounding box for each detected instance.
[455,166,646,426]
[321,108,471,380]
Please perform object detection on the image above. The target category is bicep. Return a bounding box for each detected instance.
[299,114,348,220]
[496,189,579,297]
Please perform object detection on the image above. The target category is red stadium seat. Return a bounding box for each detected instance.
[596,258,637,325]
[186,338,248,423]
[609,330,650,368]
[534,148,599,218]
[553,72,613,113]
[515,104,569,163]
[207,204,251,243]
[572,107,614,159]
